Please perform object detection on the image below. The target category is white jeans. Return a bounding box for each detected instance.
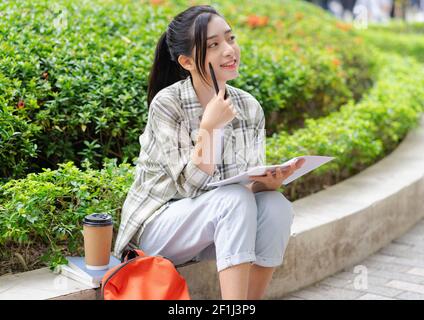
[138,184,295,272]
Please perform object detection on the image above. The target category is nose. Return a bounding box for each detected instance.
[222,41,236,57]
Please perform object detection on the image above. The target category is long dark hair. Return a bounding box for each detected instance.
[147,5,227,106]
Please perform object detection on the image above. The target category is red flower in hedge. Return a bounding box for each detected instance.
[17,100,25,109]
[150,0,163,5]
[332,58,341,67]
[246,15,269,28]
[335,21,352,32]
[260,16,269,27]
[247,15,260,28]
[42,71,49,80]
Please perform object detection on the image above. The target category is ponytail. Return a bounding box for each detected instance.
[147,31,189,107]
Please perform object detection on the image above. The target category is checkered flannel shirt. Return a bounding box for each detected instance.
[113,75,265,258]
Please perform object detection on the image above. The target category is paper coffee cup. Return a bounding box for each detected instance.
[83,213,113,270]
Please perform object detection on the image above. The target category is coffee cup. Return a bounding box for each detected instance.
[83,213,113,270]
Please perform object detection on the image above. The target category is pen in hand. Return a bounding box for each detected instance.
[199,62,236,131]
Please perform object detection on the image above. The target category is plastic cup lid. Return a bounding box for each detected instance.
[83,213,113,226]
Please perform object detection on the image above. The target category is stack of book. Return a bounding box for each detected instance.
[59,255,121,288]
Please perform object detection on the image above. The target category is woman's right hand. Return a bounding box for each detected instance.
[200,88,237,130]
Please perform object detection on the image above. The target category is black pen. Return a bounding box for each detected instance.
[209,62,228,99]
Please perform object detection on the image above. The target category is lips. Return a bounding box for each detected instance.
[220,59,236,67]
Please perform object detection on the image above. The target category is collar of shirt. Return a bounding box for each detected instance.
[180,75,248,121]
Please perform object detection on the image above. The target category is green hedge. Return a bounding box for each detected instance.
[267,50,424,180]
[1,49,423,271]
[0,0,374,179]
[366,21,424,34]
[2,1,423,273]
[0,105,40,181]
[360,26,424,63]
[0,159,133,269]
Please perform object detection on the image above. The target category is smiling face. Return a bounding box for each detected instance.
[203,15,241,83]
[178,14,241,86]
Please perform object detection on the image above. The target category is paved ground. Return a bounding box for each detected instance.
[281,218,424,300]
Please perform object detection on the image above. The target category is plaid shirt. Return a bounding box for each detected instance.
[113,76,265,258]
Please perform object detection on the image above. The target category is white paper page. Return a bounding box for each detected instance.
[206,155,334,188]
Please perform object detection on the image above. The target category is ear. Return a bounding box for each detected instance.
[178,54,196,72]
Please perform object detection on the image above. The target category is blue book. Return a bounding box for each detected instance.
[63,255,121,286]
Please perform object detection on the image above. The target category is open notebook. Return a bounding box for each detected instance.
[206,155,335,188]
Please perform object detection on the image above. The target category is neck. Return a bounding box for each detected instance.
[191,75,226,109]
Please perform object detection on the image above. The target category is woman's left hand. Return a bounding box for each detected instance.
[248,158,305,191]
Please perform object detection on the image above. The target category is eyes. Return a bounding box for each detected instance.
[208,35,237,49]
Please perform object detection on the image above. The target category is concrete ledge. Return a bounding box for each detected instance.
[0,267,100,300]
[1,115,423,300]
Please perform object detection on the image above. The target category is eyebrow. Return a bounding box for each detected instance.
[207,29,232,40]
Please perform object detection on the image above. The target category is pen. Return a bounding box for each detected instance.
[209,62,228,99]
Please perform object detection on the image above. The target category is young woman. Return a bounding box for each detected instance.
[114,5,304,300]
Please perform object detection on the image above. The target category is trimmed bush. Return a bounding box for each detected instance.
[360,26,424,63]
[0,159,134,270]
[0,0,374,177]
[266,51,424,198]
[1,1,423,274]
[0,104,40,181]
[367,21,424,34]
[1,49,423,272]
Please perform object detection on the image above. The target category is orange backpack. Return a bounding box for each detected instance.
[101,249,191,300]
